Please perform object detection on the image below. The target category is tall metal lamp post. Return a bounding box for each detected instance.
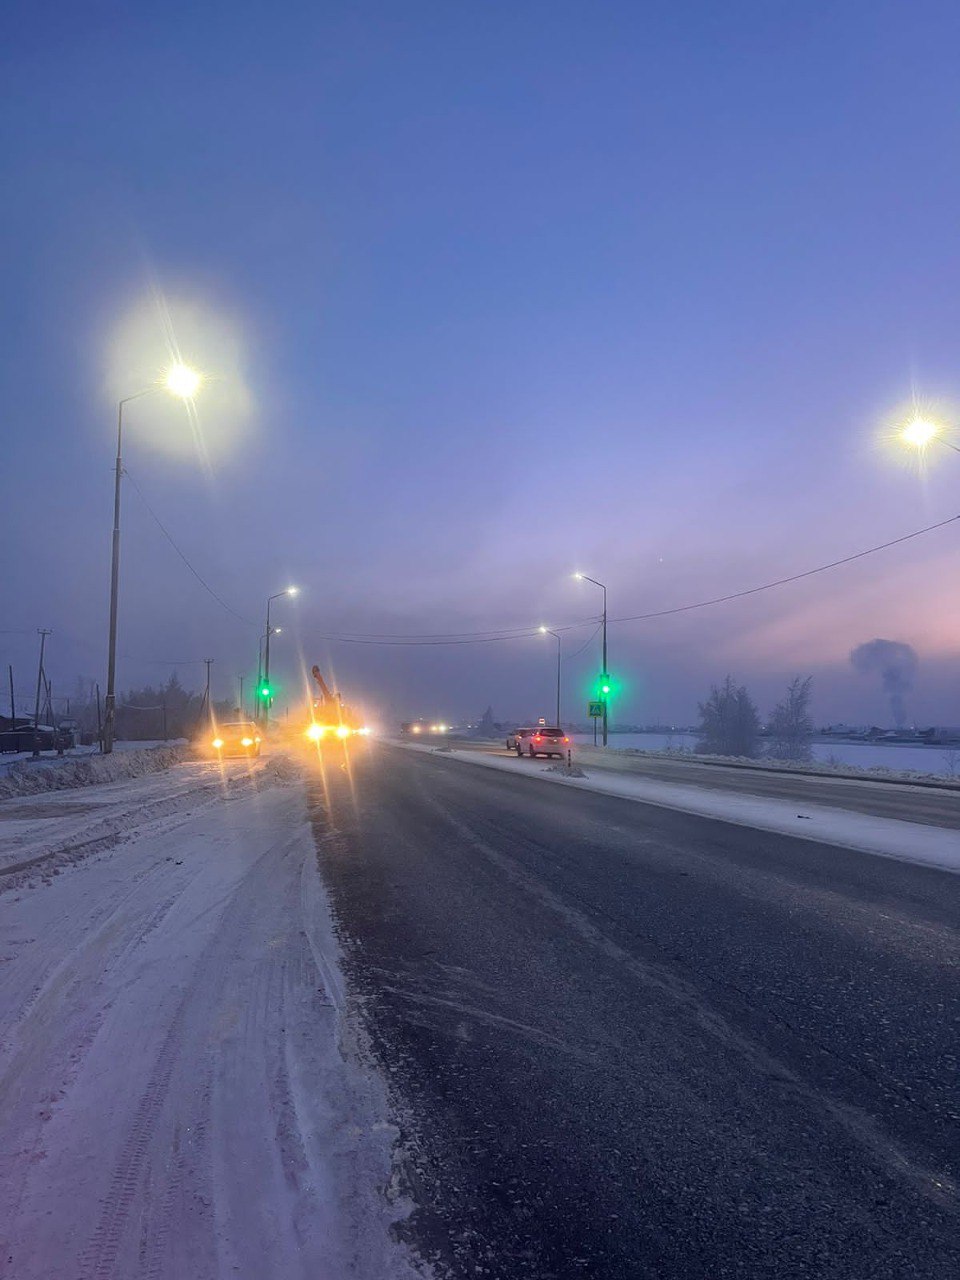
[103,364,201,753]
[539,626,562,727]
[575,572,609,746]
[262,587,298,725]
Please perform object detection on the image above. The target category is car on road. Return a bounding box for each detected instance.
[506,726,535,752]
[508,726,569,758]
[209,721,262,759]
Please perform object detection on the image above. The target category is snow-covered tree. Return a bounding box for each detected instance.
[767,676,814,762]
[697,676,760,758]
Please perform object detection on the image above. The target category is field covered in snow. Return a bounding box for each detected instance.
[571,732,960,778]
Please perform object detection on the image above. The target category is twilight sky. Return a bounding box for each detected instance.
[2,0,959,729]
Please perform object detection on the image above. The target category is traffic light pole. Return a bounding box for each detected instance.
[263,599,273,726]
[601,585,608,747]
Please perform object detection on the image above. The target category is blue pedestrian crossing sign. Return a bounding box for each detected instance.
[588,701,603,718]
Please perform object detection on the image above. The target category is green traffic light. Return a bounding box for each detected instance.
[258,683,273,700]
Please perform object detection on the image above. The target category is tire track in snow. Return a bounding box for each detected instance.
[79,997,189,1280]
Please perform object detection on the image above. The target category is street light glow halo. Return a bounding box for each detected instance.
[286,586,299,596]
[163,362,202,399]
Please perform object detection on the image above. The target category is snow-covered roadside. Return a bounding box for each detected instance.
[396,742,960,874]
[0,772,426,1279]
[0,754,302,879]
[0,739,180,774]
[0,742,189,799]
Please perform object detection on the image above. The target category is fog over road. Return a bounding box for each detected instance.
[317,744,960,1279]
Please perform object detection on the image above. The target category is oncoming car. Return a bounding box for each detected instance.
[508,726,570,758]
[209,721,262,759]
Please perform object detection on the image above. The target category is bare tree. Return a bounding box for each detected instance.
[697,676,760,758]
[767,676,814,762]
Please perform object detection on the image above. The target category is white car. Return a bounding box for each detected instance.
[508,726,569,758]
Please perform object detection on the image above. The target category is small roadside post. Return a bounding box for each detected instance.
[588,701,603,747]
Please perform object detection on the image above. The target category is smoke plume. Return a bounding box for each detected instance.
[850,639,918,727]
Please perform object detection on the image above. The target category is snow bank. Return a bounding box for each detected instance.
[258,752,307,782]
[546,762,589,778]
[0,744,189,800]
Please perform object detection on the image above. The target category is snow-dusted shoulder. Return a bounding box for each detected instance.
[0,764,427,1280]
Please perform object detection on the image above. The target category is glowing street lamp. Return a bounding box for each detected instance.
[262,588,299,725]
[899,414,960,455]
[539,626,562,727]
[103,363,202,753]
[164,362,202,399]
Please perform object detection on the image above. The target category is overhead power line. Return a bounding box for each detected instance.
[124,470,256,628]
[314,512,959,646]
[609,512,960,625]
[566,621,604,659]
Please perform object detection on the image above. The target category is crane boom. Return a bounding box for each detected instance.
[304,663,365,741]
[310,664,336,704]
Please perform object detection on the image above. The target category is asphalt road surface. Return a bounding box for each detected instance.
[313,743,960,1279]
[446,737,960,828]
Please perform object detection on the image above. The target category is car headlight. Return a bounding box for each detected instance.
[306,724,324,741]
[212,738,224,749]
[241,737,253,746]
[336,725,351,738]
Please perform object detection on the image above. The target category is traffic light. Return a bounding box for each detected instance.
[257,681,273,701]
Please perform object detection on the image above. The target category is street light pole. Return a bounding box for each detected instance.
[104,391,149,754]
[575,573,609,746]
[539,627,562,727]
[262,587,298,727]
[263,601,274,724]
[103,366,201,755]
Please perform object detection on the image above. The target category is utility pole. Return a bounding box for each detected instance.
[238,674,244,719]
[7,664,14,725]
[32,629,51,758]
[95,683,103,752]
[203,658,214,722]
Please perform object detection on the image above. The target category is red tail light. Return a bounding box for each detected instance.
[533,735,542,742]
[563,737,569,743]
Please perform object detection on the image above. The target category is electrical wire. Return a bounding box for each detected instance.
[118,469,958,648]
[565,621,604,660]
[312,513,958,645]
[124,470,256,628]
[319,615,601,641]
[313,630,549,647]
[609,513,960,625]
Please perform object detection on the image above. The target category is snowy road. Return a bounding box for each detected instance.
[0,753,421,1280]
[3,740,959,1279]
